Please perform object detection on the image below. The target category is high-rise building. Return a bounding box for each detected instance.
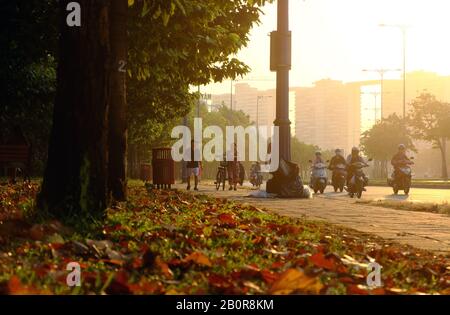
[294,80,361,154]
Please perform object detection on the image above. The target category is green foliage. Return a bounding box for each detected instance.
[361,114,415,162]
[127,0,272,146]
[408,93,450,179]
[408,93,450,146]
[291,138,332,178]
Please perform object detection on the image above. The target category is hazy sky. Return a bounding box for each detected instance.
[204,0,450,94]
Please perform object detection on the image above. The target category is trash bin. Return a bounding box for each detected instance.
[152,148,174,189]
[140,163,152,182]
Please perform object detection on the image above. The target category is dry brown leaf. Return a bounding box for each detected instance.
[184,252,212,267]
[269,268,323,295]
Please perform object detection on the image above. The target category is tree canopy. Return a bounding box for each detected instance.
[408,93,450,179]
[127,0,272,145]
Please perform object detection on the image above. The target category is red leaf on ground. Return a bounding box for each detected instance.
[347,284,370,295]
[309,252,338,270]
[278,224,300,235]
[338,276,355,284]
[260,269,278,284]
[218,213,237,225]
[271,261,284,269]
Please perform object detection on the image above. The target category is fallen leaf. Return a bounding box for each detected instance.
[184,252,212,267]
[155,256,173,278]
[218,213,236,225]
[310,252,346,272]
[269,268,323,295]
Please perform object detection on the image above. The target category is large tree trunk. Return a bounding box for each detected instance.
[38,0,112,218]
[439,138,448,180]
[108,0,128,201]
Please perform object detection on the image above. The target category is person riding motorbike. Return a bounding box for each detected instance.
[329,149,347,190]
[310,151,326,188]
[313,151,325,165]
[329,149,347,170]
[346,147,368,191]
[390,144,413,181]
[250,162,263,187]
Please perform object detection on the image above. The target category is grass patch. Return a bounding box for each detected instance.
[356,199,450,215]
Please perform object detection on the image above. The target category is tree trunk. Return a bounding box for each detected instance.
[439,138,448,180]
[38,0,112,218]
[108,0,128,201]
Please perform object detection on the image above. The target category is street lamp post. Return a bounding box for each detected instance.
[379,24,409,118]
[273,0,292,162]
[362,68,401,119]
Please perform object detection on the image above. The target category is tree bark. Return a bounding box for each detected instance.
[439,138,448,180]
[108,0,128,201]
[38,0,112,218]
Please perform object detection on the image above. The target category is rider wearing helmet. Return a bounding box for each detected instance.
[329,149,347,170]
[391,144,412,179]
[346,147,367,189]
[313,151,325,165]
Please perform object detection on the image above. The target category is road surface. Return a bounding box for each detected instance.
[240,182,450,204]
[317,185,450,204]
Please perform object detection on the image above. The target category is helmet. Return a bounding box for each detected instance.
[315,151,322,156]
[352,147,360,153]
[398,144,406,150]
[335,148,342,154]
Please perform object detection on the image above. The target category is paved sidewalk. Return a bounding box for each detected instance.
[177,183,450,254]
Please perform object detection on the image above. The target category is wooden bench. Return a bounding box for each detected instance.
[0,145,31,182]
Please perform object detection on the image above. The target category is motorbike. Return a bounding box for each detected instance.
[330,163,347,192]
[388,158,414,195]
[309,161,328,194]
[347,160,371,199]
[250,170,263,188]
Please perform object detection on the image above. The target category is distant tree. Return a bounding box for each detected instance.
[291,138,327,180]
[408,93,450,180]
[361,114,415,178]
